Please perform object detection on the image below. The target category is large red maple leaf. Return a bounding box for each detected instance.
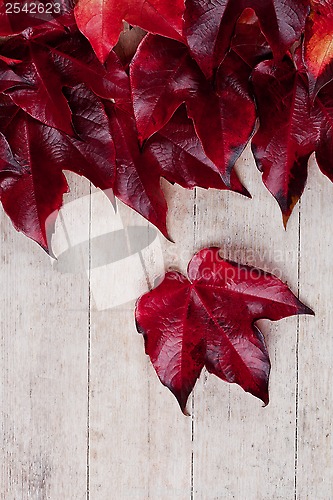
[136,247,313,413]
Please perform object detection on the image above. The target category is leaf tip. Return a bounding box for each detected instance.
[242,186,252,199]
[282,212,289,229]
[261,394,269,407]
[298,303,315,317]
[176,393,191,416]
[181,406,191,417]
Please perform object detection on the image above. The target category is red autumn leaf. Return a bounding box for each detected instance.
[0,11,132,119]
[144,105,249,196]
[104,100,169,239]
[230,9,272,68]
[252,52,333,223]
[185,50,256,182]
[304,0,333,97]
[130,34,199,143]
[184,0,309,77]
[3,39,74,135]
[74,0,184,63]
[251,56,316,224]
[130,34,256,180]
[311,79,333,184]
[0,112,70,251]
[47,31,132,113]
[0,85,115,250]
[136,247,313,413]
[0,132,21,173]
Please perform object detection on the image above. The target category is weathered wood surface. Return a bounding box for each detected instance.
[0,149,331,499]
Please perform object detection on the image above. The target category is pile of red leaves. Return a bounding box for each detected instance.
[0,0,332,249]
[0,1,319,411]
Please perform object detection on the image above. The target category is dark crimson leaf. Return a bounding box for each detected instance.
[61,85,116,190]
[105,101,169,239]
[0,85,115,250]
[130,34,256,180]
[184,0,309,77]
[0,13,132,119]
[0,93,20,131]
[0,109,70,250]
[2,38,74,135]
[230,9,272,68]
[74,0,184,63]
[185,50,256,181]
[47,31,132,113]
[251,57,311,223]
[251,54,333,224]
[144,105,249,196]
[304,0,333,97]
[312,80,333,183]
[136,247,313,413]
[0,132,21,173]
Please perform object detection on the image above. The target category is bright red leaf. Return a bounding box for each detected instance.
[184,0,309,77]
[74,0,184,63]
[130,35,199,143]
[136,247,313,413]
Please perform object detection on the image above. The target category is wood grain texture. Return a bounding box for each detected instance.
[0,174,90,499]
[0,152,330,499]
[88,183,193,498]
[296,158,333,500]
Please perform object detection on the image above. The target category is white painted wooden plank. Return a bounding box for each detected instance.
[0,174,90,499]
[88,182,193,499]
[192,146,301,499]
[296,159,333,499]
